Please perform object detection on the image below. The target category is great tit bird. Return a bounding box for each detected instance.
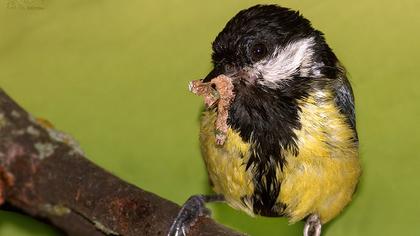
[169,4,361,236]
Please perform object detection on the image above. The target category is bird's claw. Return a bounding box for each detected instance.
[167,195,211,236]
[303,214,322,236]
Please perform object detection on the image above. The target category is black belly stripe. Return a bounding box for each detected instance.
[228,78,315,215]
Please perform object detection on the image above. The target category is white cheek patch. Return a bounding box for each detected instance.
[254,37,321,88]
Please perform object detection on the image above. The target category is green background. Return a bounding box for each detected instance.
[1,0,419,235]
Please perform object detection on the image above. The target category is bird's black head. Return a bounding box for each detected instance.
[205,4,339,86]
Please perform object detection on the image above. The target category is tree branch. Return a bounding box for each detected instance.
[0,89,244,236]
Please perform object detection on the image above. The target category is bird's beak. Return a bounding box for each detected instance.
[203,65,252,84]
[203,66,224,83]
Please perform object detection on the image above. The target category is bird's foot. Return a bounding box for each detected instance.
[167,194,224,236]
[304,214,322,236]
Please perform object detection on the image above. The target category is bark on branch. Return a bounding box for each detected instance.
[0,89,244,236]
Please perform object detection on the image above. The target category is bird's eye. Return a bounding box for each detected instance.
[250,43,268,62]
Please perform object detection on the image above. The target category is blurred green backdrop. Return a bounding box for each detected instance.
[1,0,419,235]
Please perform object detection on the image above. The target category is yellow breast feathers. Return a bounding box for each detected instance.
[280,90,361,223]
[199,90,361,224]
